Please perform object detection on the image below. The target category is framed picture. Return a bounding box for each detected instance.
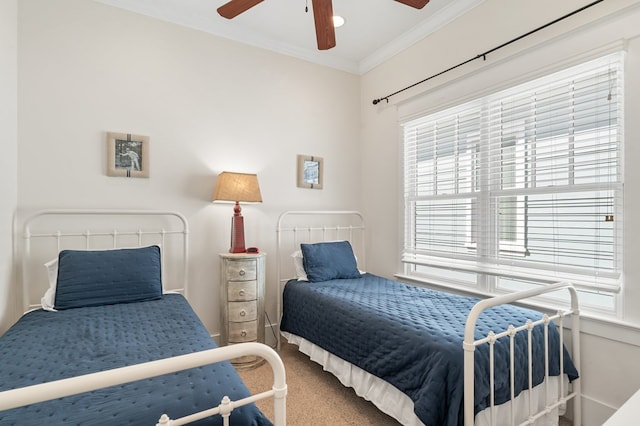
[107,132,149,178]
[297,155,323,189]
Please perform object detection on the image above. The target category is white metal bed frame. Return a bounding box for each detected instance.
[1,209,287,426]
[276,210,581,426]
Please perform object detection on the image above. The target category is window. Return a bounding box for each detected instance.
[402,52,624,314]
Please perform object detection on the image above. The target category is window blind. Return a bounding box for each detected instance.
[403,52,624,295]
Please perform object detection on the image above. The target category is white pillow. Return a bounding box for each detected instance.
[291,250,308,281]
[41,257,58,311]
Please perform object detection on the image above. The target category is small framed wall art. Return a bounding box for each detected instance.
[297,155,323,189]
[107,132,149,178]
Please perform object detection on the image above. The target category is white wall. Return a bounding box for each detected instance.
[12,0,361,340]
[0,0,18,334]
[360,0,640,423]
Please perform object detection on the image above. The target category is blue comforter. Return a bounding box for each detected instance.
[280,274,578,426]
[0,294,271,426]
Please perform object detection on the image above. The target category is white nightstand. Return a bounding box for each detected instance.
[219,252,266,369]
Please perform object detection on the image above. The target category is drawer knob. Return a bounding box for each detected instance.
[240,310,246,317]
[239,289,246,296]
[241,330,247,337]
[239,270,246,276]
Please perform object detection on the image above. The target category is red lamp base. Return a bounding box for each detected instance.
[229,202,246,253]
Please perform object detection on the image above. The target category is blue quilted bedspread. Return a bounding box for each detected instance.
[0,294,271,426]
[280,274,578,426]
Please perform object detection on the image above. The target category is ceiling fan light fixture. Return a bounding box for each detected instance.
[332,15,345,28]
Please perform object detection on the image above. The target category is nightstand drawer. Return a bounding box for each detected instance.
[228,281,257,301]
[225,260,257,281]
[228,321,258,342]
[228,301,257,322]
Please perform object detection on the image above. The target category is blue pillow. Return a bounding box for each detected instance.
[300,241,362,282]
[54,245,162,310]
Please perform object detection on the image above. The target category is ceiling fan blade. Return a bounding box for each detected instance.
[217,0,264,19]
[312,0,336,50]
[394,0,430,9]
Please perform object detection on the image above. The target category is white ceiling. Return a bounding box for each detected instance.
[94,0,484,75]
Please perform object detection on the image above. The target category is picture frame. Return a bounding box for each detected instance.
[107,132,149,178]
[297,155,323,189]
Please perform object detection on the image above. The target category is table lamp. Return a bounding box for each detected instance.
[212,171,263,253]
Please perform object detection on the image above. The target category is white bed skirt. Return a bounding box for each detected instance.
[281,332,565,426]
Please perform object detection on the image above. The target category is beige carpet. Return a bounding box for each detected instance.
[238,342,573,426]
[238,342,400,425]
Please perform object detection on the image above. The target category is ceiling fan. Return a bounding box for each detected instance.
[217,0,430,50]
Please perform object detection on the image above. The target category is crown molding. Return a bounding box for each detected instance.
[358,0,486,74]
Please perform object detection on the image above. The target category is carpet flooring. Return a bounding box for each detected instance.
[238,341,573,426]
[238,342,399,425]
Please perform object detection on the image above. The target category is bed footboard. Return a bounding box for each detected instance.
[0,342,287,426]
[463,282,581,426]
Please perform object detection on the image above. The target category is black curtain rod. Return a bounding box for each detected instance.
[372,0,605,105]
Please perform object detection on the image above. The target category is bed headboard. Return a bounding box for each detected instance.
[20,210,189,312]
[276,210,365,323]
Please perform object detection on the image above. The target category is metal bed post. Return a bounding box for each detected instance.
[570,286,582,426]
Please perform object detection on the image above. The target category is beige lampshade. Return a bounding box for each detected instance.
[213,171,263,203]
